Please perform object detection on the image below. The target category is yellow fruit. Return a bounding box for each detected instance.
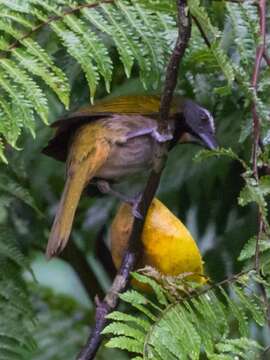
[110,198,204,285]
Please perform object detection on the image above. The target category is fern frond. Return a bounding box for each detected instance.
[0,172,40,213]
[238,235,270,263]
[104,271,267,359]
[0,0,178,157]
[63,14,113,93]
[106,311,151,331]
[0,138,7,164]
[0,170,37,359]
[106,336,143,354]
[185,0,235,89]
[0,98,21,147]
[0,58,48,123]
[0,69,35,137]
[82,7,135,79]
[226,3,258,68]
[0,257,36,358]
[12,46,70,107]
[30,287,91,360]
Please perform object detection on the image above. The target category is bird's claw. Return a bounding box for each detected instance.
[132,206,143,220]
[130,193,143,219]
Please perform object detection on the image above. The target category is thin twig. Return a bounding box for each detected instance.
[192,16,211,47]
[250,0,270,327]
[76,1,191,359]
[254,213,263,272]
[251,0,265,265]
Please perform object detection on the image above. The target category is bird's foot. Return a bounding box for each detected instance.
[152,128,173,143]
[96,180,111,194]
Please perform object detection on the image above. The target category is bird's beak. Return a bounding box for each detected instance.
[179,132,218,150]
[199,133,218,150]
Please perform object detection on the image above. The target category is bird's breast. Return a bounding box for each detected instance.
[96,135,155,180]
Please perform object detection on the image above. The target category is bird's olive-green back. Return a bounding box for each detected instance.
[70,95,180,117]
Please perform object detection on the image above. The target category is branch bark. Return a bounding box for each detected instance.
[250,0,270,327]
[251,0,265,180]
[76,1,191,359]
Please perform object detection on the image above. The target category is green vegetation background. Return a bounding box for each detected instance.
[0,0,269,359]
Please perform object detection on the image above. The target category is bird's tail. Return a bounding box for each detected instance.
[46,172,86,259]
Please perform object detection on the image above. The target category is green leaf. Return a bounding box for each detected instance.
[194,148,248,170]
[238,235,270,262]
[131,272,169,306]
[102,322,145,341]
[106,311,151,331]
[106,336,143,353]
[0,172,41,214]
[238,176,270,218]
[0,58,48,123]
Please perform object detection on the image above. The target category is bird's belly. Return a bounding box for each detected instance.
[96,136,154,180]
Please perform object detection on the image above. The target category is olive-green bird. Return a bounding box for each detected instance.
[43,95,217,258]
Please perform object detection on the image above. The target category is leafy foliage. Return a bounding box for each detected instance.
[103,271,266,359]
[0,0,178,161]
[0,167,37,359]
[0,1,269,360]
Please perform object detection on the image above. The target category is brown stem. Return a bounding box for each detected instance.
[76,1,191,359]
[254,213,263,272]
[251,0,265,262]
[250,0,270,327]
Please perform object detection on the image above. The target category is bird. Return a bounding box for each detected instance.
[110,198,205,287]
[43,95,217,258]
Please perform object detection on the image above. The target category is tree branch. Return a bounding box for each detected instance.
[76,1,191,359]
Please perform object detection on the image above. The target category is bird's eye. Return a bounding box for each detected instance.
[199,109,211,123]
[200,113,208,121]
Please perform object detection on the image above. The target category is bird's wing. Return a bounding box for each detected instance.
[42,96,180,162]
[67,122,111,174]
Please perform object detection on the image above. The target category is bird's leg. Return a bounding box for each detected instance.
[96,180,129,202]
[96,180,143,219]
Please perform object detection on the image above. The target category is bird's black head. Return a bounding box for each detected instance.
[178,100,218,150]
